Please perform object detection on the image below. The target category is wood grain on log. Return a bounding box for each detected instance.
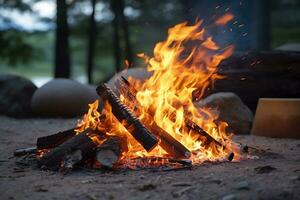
[116,78,191,159]
[39,129,97,170]
[117,77,234,160]
[96,136,127,169]
[96,83,158,152]
[37,128,76,150]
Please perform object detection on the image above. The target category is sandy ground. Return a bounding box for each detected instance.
[0,115,299,200]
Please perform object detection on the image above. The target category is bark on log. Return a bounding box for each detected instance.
[116,78,191,159]
[96,83,158,152]
[117,77,234,160]
[96,136,127,169]
[37,128,77,150]
[39,130,97,170]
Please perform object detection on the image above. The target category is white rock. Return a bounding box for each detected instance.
[196,92,253,134]
[31,78,98,117]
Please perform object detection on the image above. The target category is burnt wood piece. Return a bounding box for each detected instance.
[96,136,127,169]
[116,78,191,159]
[118,77,234,160]
[39,130,97,170]
[96,83,158,152]
[185,121,234,161]
[37,128,76,150]
[131,157,192,166]
[14,147,37,157]
[117,78,219,147]
[184,120,222,147]
[147,121,191,159]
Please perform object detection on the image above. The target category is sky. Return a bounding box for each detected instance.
[0,0,55,31]
[0,0,139,31]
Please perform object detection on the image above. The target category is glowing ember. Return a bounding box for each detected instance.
[76,15,242,167]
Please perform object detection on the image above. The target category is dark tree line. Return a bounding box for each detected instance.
[86,0,97,83]
[0,0,274,83]
[54,0,71,78]
[54,0,134,83]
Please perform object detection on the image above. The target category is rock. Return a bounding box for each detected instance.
[222,194,236,200]
[275,43,300,52]
[0,74,37,118]
[235,181,250,190]
[254,165,276,174]
[31,78,98,117]
[196,92,253,134]
[107,67,151,93]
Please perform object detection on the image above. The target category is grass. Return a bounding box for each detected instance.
[271,27,300,48]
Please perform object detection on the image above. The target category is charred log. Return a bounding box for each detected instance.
[116,78,191,159]
[14,147,37,157]
[118,77,234,160]
[96,83,158,152]
[38,130,97,170]
[147,121,191,159]
[37,128,77,150]
[96,136,128,169]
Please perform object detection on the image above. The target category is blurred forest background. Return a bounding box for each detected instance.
[0,0,300,86]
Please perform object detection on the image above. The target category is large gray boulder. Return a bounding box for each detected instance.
[275,43,300,52]
[0,74,37,118]
[196,92,253,134]
[31,78,98,117]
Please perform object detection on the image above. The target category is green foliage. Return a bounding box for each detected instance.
[1,0,300,82]
[0,30,37,65]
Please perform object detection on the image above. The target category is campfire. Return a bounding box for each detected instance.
[16,14,249,171]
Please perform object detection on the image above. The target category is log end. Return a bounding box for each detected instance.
[96,150,119,169]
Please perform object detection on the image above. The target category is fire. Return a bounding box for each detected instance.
[215,13,234,26]
[77,16,241,167]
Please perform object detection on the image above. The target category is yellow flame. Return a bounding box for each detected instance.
[77,17,240,166]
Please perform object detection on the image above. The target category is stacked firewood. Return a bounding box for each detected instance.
[15,80,247,172]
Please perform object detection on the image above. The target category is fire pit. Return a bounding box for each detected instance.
[15,15,248,172]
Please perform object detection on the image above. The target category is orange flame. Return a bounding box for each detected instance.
[77,18,241,166]
[215,13,234,26]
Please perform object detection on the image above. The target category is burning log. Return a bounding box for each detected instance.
[185,120,222,147]
[96,83,159,152]
[38,129,98,170]
[118,77,235,160]
[96,136,128,169]
[37,128,77,150]
[147,121,191,159]
[116,78,191,159]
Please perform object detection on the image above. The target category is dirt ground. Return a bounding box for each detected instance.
[0,115,299,200]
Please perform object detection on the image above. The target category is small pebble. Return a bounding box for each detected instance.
[139,175,145,179]
[235,181,250,190]
[289,175,300,181]
[222,194,236,200]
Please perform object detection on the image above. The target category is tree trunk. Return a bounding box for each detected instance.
[54,0,71,78]
[119,0,134,66]
[86,0,97,84]
[111,0,122,72]
[255,0,271,50]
